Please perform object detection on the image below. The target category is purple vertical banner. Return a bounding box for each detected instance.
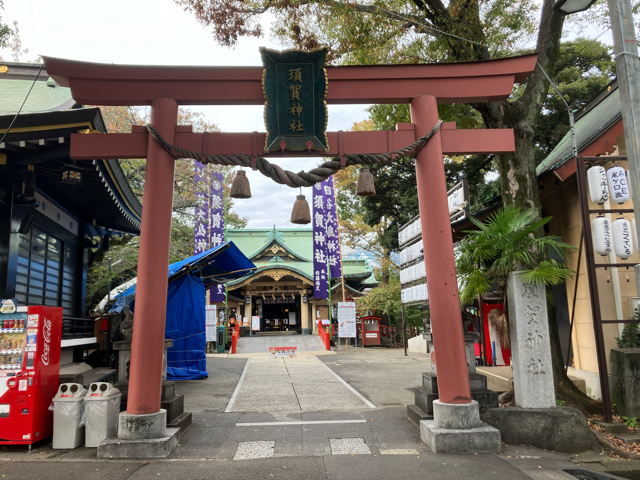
[209,171,226,303]
[313,181,328,299]
[324,176,342,279]
[194,161,209,255]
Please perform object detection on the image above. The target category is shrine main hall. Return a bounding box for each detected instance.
[215,226,377,334]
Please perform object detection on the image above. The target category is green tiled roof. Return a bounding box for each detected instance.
[226,226,377,287]
[0,78,74,114]
[537,81,621,177]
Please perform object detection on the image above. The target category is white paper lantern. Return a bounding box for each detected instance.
[633,218,639,252]
[613,218,634,259]
[587,166,609,204]
[607,166,630,204]
[591,217,612,256]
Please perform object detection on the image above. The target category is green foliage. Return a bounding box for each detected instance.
[622,416,638,429]
[0,2,11,52]
[355,275,423,328]
[455,206,575,306]
[556,399,566,406]
[615,309,640,348]
[534,39,615,165]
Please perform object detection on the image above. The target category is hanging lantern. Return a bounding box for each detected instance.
[591,217,612,256]
[607,166,630,204]
[61,165,83,186]
[587,166,608,204]
[613,217,634,259]
[356,167,376,196]
[633,218,639,252]
[230,170,252,199]
[290,194,311,224]
[24,167,36,199]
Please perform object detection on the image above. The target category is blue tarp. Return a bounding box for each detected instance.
[164,275,207,380]
[110,241,255,313]
[108,241,256,381]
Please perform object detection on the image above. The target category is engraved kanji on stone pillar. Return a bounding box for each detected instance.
[507,272,556,408]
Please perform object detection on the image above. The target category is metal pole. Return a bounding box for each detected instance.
[328,263,333,342]
[402,303,407,357]
[607,0,640,303]
[565,230,583,374]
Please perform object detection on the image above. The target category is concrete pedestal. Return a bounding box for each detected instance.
[97,409,179,459]
[113,340,173,394]
[482,407,596,453]
[424,332,478,374]
[420,401,501,453]
[611,348,640,418]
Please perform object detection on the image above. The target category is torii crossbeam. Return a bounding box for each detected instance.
[43,53,537,452]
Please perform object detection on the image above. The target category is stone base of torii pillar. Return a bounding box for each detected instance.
[420,401,502,453]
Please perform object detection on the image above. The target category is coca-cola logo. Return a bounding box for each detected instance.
[41,317,51,365]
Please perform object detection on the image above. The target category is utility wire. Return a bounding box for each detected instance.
[0,64,44,146]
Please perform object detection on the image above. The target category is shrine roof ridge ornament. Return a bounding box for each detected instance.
[42,53,537,106]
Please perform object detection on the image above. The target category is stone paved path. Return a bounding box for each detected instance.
[226,355,375,413]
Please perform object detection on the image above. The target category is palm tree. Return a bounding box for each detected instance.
[456,206,575,308]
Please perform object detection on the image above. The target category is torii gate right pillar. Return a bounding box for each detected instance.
[411,95,501,452]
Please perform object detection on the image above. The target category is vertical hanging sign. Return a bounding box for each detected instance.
[261,47,329,153]
[324,176,342,279]
[313,182,328,299]
[194,161,209,254]
[209,171,226,303]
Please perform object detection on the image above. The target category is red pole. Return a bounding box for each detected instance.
[127,97,178,415]
[410,95,471,405]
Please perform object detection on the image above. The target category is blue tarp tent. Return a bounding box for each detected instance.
[109,241,255,380]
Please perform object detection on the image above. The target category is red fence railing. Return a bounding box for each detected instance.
[231,323,240,354]
[318,325,331,350]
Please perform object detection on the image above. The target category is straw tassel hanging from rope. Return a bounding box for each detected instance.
[230,170,252,199]
[356,166,376,196]
[290,190,311,224]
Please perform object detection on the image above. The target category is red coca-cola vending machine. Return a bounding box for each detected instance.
[0,300,62,446]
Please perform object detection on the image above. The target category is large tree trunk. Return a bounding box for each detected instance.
[474,1,599,413]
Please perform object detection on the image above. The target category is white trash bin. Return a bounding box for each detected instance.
[50,383,87,449]
[83,382,122,448]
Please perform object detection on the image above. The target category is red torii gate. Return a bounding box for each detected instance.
[44,53,536,444]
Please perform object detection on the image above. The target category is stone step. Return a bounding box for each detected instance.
[614,432,640,444]
[406,404,431,429]
[471,390,499,417]
[414,386,437,416]
[422,372,488,393]
[168,411,193,437]
[161,394,185,423]
[162,381,175,401]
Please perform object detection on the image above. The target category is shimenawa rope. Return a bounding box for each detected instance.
[145,120,443,188]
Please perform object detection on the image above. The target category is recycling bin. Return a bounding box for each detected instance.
[50,383,87,449]
[83,382,122,447]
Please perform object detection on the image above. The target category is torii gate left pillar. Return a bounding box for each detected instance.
[43,54,536,457]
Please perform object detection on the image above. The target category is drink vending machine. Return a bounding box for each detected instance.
[0,300,62,446]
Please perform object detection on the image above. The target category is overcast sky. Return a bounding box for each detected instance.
[2,0,613,229]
